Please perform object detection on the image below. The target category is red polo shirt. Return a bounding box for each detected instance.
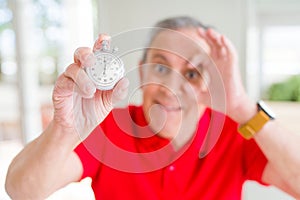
[74,105,267,200]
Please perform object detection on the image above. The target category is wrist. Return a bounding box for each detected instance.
[230,99,257,124]
[44,121,81,150]
[237,100,276,140]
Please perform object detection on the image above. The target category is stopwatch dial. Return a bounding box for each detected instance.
[86,52,124,90]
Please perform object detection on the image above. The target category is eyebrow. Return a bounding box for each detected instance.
[186,54,204,70]
[150,54,169,63]
[150,52,203,71]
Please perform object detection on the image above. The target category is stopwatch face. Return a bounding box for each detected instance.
[85,52,124,90]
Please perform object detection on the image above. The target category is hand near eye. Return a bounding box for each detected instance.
[196,28,253,122]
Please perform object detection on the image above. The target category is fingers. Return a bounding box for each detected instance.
[74,33,112,68]
[55,33,114,100]
[197,28,230,58]
[64,63,96,98]
[93,34,111,52]
[220,35,237,62]
[73,47,94,68]
[53,73,75,101]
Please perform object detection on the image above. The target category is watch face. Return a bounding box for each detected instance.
[257,100,276,119]
[85,51,124,90]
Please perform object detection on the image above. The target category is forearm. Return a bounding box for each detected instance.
[233,99,300,195]
[254,121,300,193]
[5,121,81,200]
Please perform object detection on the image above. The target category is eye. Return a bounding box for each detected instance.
[185,70,200,81]
[154,64,169,74]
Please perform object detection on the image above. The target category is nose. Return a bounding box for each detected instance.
[159,71,184,97]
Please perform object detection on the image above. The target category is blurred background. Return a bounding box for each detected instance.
[1,0,300,199]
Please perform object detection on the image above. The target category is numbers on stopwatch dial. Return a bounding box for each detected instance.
[86,52,124,90]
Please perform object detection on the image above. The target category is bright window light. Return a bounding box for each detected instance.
[1,61,17,75]
[262,26,300,75]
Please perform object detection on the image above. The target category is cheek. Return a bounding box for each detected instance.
[181,82,204,106]
[142,84,157,96]
[142,85,157,105]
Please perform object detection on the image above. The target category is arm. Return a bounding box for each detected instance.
[243,102,300,198]
[197,28,300,198]
[233,93,300,198]
[5,34,129,199]
[5,122,83,200]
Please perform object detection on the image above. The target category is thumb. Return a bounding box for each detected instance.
[112,78,129,105]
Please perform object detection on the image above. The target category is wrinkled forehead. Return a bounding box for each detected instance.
[147,28,210,61]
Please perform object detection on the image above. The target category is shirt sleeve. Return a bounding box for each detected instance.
[74,126,102,180]
[242,138,268,185]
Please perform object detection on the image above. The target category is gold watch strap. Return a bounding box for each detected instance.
[238,110,270,140]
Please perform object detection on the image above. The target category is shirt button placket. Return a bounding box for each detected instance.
[162,164,178,199]
[168,165,175,172]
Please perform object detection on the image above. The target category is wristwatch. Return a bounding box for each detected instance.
[238,100,276,140]
[85,40,124,90]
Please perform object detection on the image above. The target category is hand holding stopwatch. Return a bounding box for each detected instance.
[85,39,124,90]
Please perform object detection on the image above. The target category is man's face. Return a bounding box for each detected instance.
[140,28,210,141]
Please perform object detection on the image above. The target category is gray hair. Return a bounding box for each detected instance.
[141,16,211,62]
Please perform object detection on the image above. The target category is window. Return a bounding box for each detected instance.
[0,0,95,143]
[246,0,300,100]
[262,26,300,91]
[0,0,15,83]
[32,0,64,85]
